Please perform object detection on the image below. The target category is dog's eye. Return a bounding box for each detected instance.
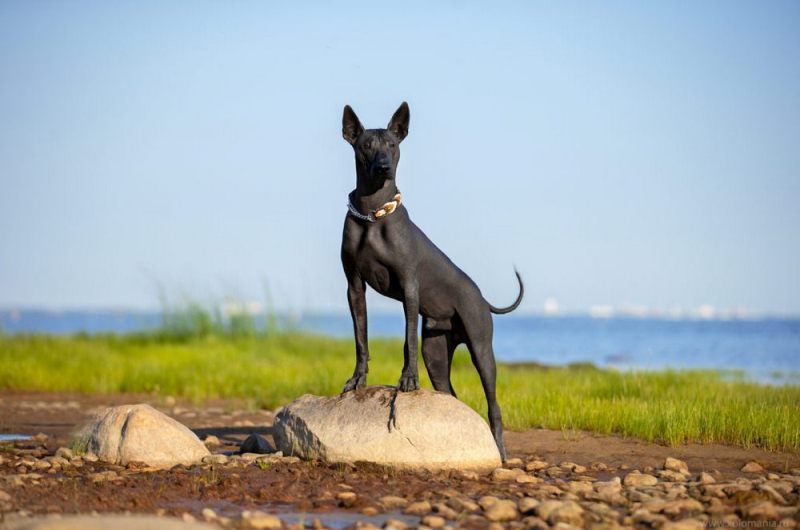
[388,143,396,148]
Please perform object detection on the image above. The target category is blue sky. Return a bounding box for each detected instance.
[1,1,798,315]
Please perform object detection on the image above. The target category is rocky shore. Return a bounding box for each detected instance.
[0,392,798,530]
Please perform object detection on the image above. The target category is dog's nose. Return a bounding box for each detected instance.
[376,163,391,174]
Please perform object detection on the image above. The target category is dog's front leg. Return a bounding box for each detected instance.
[398,280,420,391]
[343,276,369,392]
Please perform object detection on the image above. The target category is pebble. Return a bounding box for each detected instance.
[697,472,716,484]
[202,454,229,465]
[420,515,446,528]
[661,498,705,516]
[203,435,222,448]
[336,491,358,508]
[89,471,120,483]
[431,503,458,519]
[484,499,519,522]
[240,433,276,454]
[379,495,408,510]
[518,497,540,515]
[745,501,779,520]
[383,519,409,530]
[491,467,525,482]
[55,447,74,459]
[478,496,500,511]
[661,519,706,530]
[535,500,584,526]
[404,500,431,515]
[505,457,524,468]
[525,459,549,472]
[659,469,687,482]
[623,471,658,487]
[242,510,283,529]
[741,461,765,473]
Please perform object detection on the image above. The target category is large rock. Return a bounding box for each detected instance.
[76,404,209,468]
[1,514,218,530]
[273,386,501,470]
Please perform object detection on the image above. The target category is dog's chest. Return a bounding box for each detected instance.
[347,224,402,296]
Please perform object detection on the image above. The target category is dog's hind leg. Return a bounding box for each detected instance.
[462,316,507,461]
[421,323,457,397]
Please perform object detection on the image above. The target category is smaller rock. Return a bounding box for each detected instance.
[758,484,787,505]
[492,467,525,482]
[518,497,540,515]
[421,515,446,528]
[362,506,379,516]
[55,447,74,460]
[379,496,408,510]
[661,519,705,530]
[516,473,539,484]
[478,496,500,511]
[505,457,524,468]
[203,435,222,448]
[336,491,357,508]
[537,500,584,526]
[240,434,276,454]
[664,457,690,475]
[242,510,283,529]
[404,501,431,515]
[659,470,687,482]
[741,461,765,473]
[560,461,587,474]
[525,459,549,472]
[431,503,458,520]
[697,472,716,484]
[202,454,228,465]
[459,470,479,480]
[744,501,779,520]
[201,507,217,521]
[383,519,409,530]
[661,499,705,516]
[623,471,658,487]
[484,499,519,522]
[89,471,120,483]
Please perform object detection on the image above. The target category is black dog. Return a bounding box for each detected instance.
[340,102,523,460]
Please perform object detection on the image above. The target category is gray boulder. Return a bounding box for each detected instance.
[273,386,501,471]
[76,404,209,468]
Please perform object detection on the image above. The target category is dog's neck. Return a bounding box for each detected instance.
[352,180,399,215]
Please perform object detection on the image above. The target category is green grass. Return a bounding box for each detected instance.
[1,332,798,451]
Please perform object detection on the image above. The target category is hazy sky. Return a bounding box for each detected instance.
[1,1,799,315]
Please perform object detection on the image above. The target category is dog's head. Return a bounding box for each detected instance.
[342,102,409,187]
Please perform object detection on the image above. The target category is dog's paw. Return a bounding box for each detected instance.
[342,374,367,393]
[397,373,420,392]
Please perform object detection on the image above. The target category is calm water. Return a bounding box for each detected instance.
[2,309,799,384]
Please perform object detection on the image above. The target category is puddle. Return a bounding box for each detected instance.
[167,499,417,530]
[0,434,32,442]
[278,510,417,529]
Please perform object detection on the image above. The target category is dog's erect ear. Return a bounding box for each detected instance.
[342,105,364,145]
[387,101,410,142]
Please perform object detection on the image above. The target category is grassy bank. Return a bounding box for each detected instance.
[1,332,799,451]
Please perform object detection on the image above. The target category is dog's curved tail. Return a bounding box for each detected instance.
[488,269,524,315]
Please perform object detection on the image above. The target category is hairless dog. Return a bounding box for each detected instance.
[340,102,523,460]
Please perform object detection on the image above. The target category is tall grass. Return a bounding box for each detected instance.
[1,331,798,451]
